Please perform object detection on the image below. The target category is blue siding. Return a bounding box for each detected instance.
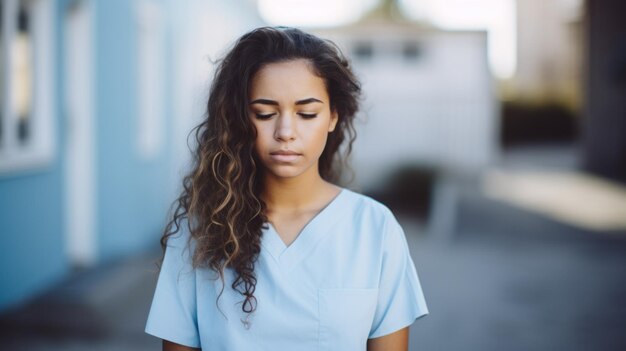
[95,0,174,262]
[0,170,68,311]
[0,0,69,311]
[0,0,176,312]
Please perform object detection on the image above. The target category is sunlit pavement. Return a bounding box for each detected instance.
[407,181,626,351]
[1,172,625,350]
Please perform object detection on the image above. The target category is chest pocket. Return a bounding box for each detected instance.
[318,288,379,351]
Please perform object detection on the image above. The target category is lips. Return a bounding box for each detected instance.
[270,150,301,156]
[269,150,301,163]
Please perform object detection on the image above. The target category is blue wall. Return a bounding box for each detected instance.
[0,1,70,312]
[95,0,174,262]
[0,0,176,312]
[0,170,68,312]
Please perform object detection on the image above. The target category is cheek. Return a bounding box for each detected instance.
[254,133,267,155]
[308,124,331,150]
[251,121,267,143]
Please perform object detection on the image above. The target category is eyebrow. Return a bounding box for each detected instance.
[249,98,324,106]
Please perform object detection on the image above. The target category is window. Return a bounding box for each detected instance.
[0,1,4,147]
[0,0,55,175]
[15,2,33,145]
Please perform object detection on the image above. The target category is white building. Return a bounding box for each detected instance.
[313,1,499,190]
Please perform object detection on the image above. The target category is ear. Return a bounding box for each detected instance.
[328,110,339,132]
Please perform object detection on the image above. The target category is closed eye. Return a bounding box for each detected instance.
[255,113,317,119]
[255,113,276,120]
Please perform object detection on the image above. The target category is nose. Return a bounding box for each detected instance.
[274,113,296,142]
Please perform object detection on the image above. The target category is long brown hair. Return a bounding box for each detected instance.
[160,26,361,326]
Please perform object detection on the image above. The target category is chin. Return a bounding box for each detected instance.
[262,165,305,179]
[269,170,303,179]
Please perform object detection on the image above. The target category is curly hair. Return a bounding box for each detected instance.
[160,26,362,327]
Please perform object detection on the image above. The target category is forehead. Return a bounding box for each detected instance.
[249,59,328,101]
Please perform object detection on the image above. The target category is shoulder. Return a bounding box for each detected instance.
[343,188,394,215]
[341,188,398,229]
[162,218,197,263]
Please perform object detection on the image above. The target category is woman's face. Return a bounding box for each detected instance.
[248,59,338,181]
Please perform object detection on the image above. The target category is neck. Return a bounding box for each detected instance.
[261,166,337,212]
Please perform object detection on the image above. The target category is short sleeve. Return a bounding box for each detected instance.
[369,212,429,339]
[145,225,201,348]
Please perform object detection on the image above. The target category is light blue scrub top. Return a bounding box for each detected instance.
[145,188,428,350]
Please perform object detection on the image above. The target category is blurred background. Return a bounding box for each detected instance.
[0,0,625,350]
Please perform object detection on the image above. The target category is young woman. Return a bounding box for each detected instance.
[145,26,428,351]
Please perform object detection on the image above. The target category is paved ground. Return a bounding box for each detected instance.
[0,249,162,351]
[1,154,625,350]
[407,184,626,351]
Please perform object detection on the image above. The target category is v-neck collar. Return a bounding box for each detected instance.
[261,187,350,271]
